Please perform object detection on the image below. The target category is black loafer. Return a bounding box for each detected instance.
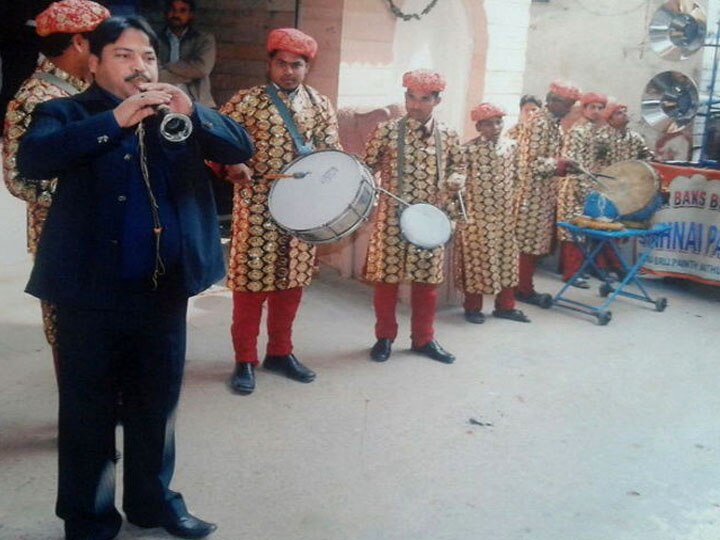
[464,311,486,324]
[370,338,392,362]
[492,309,531,323]
[515,291,553,309]
[162,514,217,539]
[567,277,590,289]
[411,339,455,364]
[264,354,316,383]
[230,362,255,395]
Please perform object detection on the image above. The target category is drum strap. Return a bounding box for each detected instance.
[31,71,81,96]
[265,84,315,156]
[396,117,444,211]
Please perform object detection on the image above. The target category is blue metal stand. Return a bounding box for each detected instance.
[553,222,671,325]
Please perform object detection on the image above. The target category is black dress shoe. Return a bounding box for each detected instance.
[515,291,553,309]
[162,514,217,539]
[464,311,486,324]
[230,362,255,395]
[264,354,316,383]
[566,277,590,289]
[128,513,217,539]
[411,339,455,364]
[370,338,392,361]
[492,308,531,323]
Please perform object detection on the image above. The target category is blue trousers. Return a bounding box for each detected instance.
[55,297,188,540]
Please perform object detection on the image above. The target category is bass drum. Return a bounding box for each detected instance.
[268,150,377,244]
[595,160,662,221]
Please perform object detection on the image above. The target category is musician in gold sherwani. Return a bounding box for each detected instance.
[364,69,465,364]
[557,92,607,287]
[454,103,530,325]
[515,80,580,307]
[220,28,340,395]
[1,0,109,379]
[597,101,652,163]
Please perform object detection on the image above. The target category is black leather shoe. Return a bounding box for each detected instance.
[411,339,455,364]
[464,311,486,324]
[566,277,590,289]
[128,513,216,539]
[230,362,255,395]
[492,308,531,323]
[264,354,316,383]
[162,514,217,539]
[370,338,392,362]
[515,291,553,309]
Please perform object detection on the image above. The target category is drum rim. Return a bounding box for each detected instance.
[597,159,660,215]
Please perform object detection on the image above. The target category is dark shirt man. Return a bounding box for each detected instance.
[17,15,252,540]
[157,0,216,107]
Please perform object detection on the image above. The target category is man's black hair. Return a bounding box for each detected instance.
[89,16,159,57]
[39,33,89,58]
[164,0,196,11]
[520,94,542,109]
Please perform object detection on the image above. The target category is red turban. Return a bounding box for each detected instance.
[603,102,627,120]
[267,28,318,60]
[35,0,110,37]
[581,92,608,106]
[470,103,506,122]
[402,69,446,94]
[549,80,582,102]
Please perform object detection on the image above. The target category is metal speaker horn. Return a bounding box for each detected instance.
[649,0,707,60]
[641,71,699,132]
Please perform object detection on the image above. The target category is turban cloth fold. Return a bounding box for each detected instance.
[581,92,608,106]
[402,69,446,94]
[470,103,506,122]
[549,80,581,102]
[267,28,318,60]
[36,0,110,37]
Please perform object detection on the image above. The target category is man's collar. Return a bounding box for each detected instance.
[165,26,190,40]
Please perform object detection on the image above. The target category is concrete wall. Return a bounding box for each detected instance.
[523,0,705,151]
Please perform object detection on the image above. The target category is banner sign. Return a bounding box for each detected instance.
[643,163,720,285]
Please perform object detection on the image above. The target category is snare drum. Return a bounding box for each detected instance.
[400,203,452,249]
[268,150,377,244]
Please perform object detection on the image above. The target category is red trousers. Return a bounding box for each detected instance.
[231,287,303,365]
[373,282,436,347]
[463,288,515,312]
[560,240,622,281]
[516,253,537,296]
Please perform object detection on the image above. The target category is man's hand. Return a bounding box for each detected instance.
[139,82,193,115]
[556,158,579,176]
[224,163,253,187]
[113,89,172,128]
[445,172,466,192]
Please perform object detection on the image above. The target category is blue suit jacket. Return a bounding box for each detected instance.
[17,84,253,309]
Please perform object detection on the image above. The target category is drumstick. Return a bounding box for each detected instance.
[264,172,309,180]
[375,186,411,206]
[457,190,469,222]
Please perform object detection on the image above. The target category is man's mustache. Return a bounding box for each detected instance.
[124,72,152,83]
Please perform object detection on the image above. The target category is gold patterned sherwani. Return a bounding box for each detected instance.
[220,84,340,292]
[557,119,606,241]
[2,58,87,347]
[454,135,520,295]
[363,117,465,284]
[515,107,564,256]
[596,125,652,164]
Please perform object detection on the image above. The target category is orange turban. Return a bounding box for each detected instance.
[603,102,627,120]
[470,103,506,122]
[549,80,581,102]
[402,69,446,94]
[581,92,608,106]
[35,0,110,37]
[267,28,318,60]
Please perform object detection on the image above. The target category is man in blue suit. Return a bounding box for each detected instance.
[17,15,253,540]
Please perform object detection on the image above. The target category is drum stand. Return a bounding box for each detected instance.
[552,222,670,325]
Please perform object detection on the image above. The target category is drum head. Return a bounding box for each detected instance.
[269,150,367,231]
[596,160,660,216]
[400,203,452,249]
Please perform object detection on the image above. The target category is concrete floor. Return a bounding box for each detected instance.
[1,258,719,540]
